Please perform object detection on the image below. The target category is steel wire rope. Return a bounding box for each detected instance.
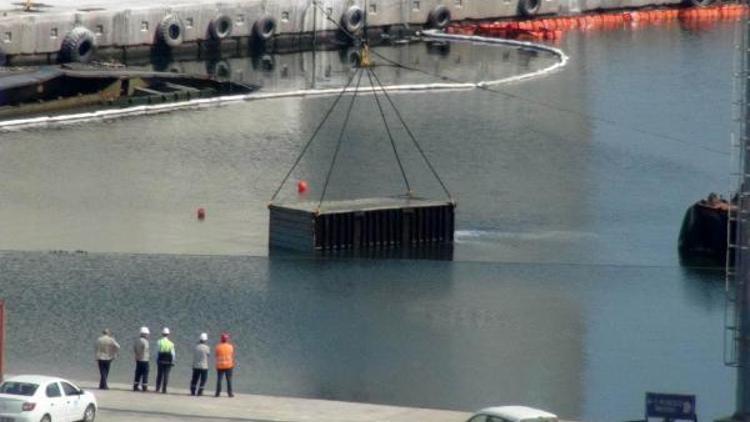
[368,67,453,201]
[309,3,728,157]
[365,67,412,196]
[367,48,729,156]
[313,1,453,200]
[317,68,366,212]
[269,68,360,203]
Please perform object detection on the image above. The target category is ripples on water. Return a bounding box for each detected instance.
[0,21,741,421]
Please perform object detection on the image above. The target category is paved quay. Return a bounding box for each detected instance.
[76,381,473,422]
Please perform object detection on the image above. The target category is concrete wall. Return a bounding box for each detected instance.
[0,0,682,61]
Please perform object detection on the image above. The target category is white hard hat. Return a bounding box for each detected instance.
[162,327,170,335]
[199,332,208,342]
[140,326,150,335]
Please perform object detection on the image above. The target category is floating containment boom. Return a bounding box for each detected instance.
[269,197,455,252]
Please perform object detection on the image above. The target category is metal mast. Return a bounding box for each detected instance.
[726,13,750,420]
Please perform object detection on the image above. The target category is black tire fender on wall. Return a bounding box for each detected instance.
[341,6,365,34]
[158,15,185,48]
[518,0,542,17]
[60,26,96,63]
[209,14,234,40]
[253,15,277,40]
[428,5,452,29]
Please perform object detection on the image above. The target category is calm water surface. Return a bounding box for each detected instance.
[0,20,741,421]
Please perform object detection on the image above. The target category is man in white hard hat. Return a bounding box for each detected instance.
[155,327,176,394]
[133,326,150,391]
[190,332,211,396]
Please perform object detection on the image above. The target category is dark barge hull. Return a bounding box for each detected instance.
[269,197,455,252]
[0,66,255,118]
[678,202,732,261]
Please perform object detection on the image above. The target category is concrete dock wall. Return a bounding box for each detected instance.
[0,0,690,63]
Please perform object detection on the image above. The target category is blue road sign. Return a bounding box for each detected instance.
[645,392,697,421]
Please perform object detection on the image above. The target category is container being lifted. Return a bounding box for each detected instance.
[269,197,455,251]
[268,46,455,254]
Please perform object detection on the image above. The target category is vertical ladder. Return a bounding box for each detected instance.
[725,17,749,368]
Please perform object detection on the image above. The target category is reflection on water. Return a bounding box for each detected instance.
[129,40,558,94]
[0,21,741,422]
[0,252,732,420]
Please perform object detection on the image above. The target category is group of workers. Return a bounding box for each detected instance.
[94,327,236,397]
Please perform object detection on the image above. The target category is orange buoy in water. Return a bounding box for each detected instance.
[298,180,309,194]
[197,207,206,220]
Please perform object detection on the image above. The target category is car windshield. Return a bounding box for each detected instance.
[0,382,39,396]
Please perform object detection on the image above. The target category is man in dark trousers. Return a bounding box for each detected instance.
[190,332,210,396]
[133,326,150,391]
[95,328,120,390]
[155,327,176,394]
[214,332,235,397]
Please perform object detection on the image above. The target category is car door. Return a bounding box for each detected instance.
[43,382,67,422]
[60,381,83,421]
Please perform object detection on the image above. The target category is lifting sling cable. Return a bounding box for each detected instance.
[365,67,412,196]
[312,1,452,200]
[317,68,366,212]
[314,0,723,157]
[367,48,727,156]
[301,1,451,202]
[368,68,453,201]
[270,68,360,203]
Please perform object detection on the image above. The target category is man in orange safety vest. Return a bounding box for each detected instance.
[214,332,235,397]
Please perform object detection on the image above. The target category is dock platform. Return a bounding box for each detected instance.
[269,197,455,252]
[76,380,473,422]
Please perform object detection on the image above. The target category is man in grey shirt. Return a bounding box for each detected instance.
[190,332,210,396]
[95,328,120,390]
[133,326,150,392]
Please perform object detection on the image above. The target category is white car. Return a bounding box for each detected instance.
[0,375,96,422]
[467,406,559,422]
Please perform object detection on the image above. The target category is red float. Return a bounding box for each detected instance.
[298,180,309,194]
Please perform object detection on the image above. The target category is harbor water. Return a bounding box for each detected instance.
[0,19,741,421]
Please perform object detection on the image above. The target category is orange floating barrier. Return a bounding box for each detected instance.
[448,3,747,42]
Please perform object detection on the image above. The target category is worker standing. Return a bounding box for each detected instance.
[155,327,176,394]
[214,332,235,397]
[95,328,120,390]
[133,326,150,392]
[190,333,210,396]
